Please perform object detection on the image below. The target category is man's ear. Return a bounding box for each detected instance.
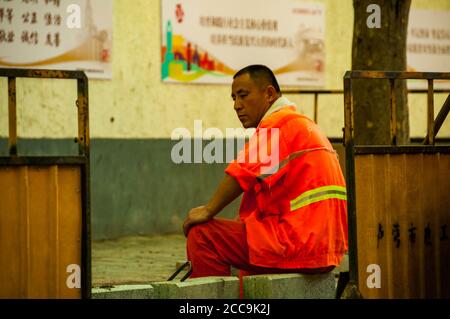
[266,85,278,103]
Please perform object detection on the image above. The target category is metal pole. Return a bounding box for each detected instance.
[314,93,318,123]
[427,79,434,145]
[389,79,397,146]
[8,77,17,156]
[77,76,91,299]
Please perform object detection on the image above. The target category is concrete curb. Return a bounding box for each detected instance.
[243,273,336,299]
[152,276,240,299]
[92,284,154,299]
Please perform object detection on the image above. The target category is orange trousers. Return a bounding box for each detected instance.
[186,218,334,296]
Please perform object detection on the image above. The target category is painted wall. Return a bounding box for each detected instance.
[0,0,449,239]
[1,0,448,140]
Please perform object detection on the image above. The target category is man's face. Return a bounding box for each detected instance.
[231,73,271,128]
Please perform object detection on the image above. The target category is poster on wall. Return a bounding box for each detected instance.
[0,0,112,79]
[407,9,450,89]
[161,0,325,87]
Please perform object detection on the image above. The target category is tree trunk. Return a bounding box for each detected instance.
[352,0,411,145]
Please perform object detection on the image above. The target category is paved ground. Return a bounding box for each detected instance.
[92,234,187,287]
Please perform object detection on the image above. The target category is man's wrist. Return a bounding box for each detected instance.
[205,205,217,218]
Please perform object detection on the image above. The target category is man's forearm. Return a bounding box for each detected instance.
[206,174,243,217]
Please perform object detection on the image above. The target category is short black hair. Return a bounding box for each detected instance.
[233,64,281,93]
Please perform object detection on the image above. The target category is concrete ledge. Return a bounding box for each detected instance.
[92,284,154,299]
[175,261,239,277]
[336,253,349,273]
[152,277,240,299]
[243,272,336,299]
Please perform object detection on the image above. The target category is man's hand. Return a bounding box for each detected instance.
[182,174,243,237]
[183,205,214,237]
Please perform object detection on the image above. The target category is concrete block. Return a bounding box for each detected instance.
[332,254,349,291]
[175,262,239,277]
[243,272,336,299]
[92,284,154,299]
[231,267,239,277]
[152,276,240,299]
[337,253,349,273]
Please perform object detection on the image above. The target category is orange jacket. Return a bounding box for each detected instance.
[225,105,348,269]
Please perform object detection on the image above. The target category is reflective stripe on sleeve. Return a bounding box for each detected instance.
[290,185,347,211]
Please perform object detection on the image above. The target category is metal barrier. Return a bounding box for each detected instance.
[282,88,450,124]
[281,87,450,180]
[0,68,91,298]
[342,71,450,298]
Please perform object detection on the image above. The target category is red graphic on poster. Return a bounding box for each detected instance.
[175,4,184,23]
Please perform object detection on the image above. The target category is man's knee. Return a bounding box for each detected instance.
[186,221,218,261]
[187,221,213,243]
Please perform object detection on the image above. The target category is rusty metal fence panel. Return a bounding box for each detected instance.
[281,87,450,178]
[0,69,91,299]
[343,71,450,299]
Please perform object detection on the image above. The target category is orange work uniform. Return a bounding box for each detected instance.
[187,98,348,277]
